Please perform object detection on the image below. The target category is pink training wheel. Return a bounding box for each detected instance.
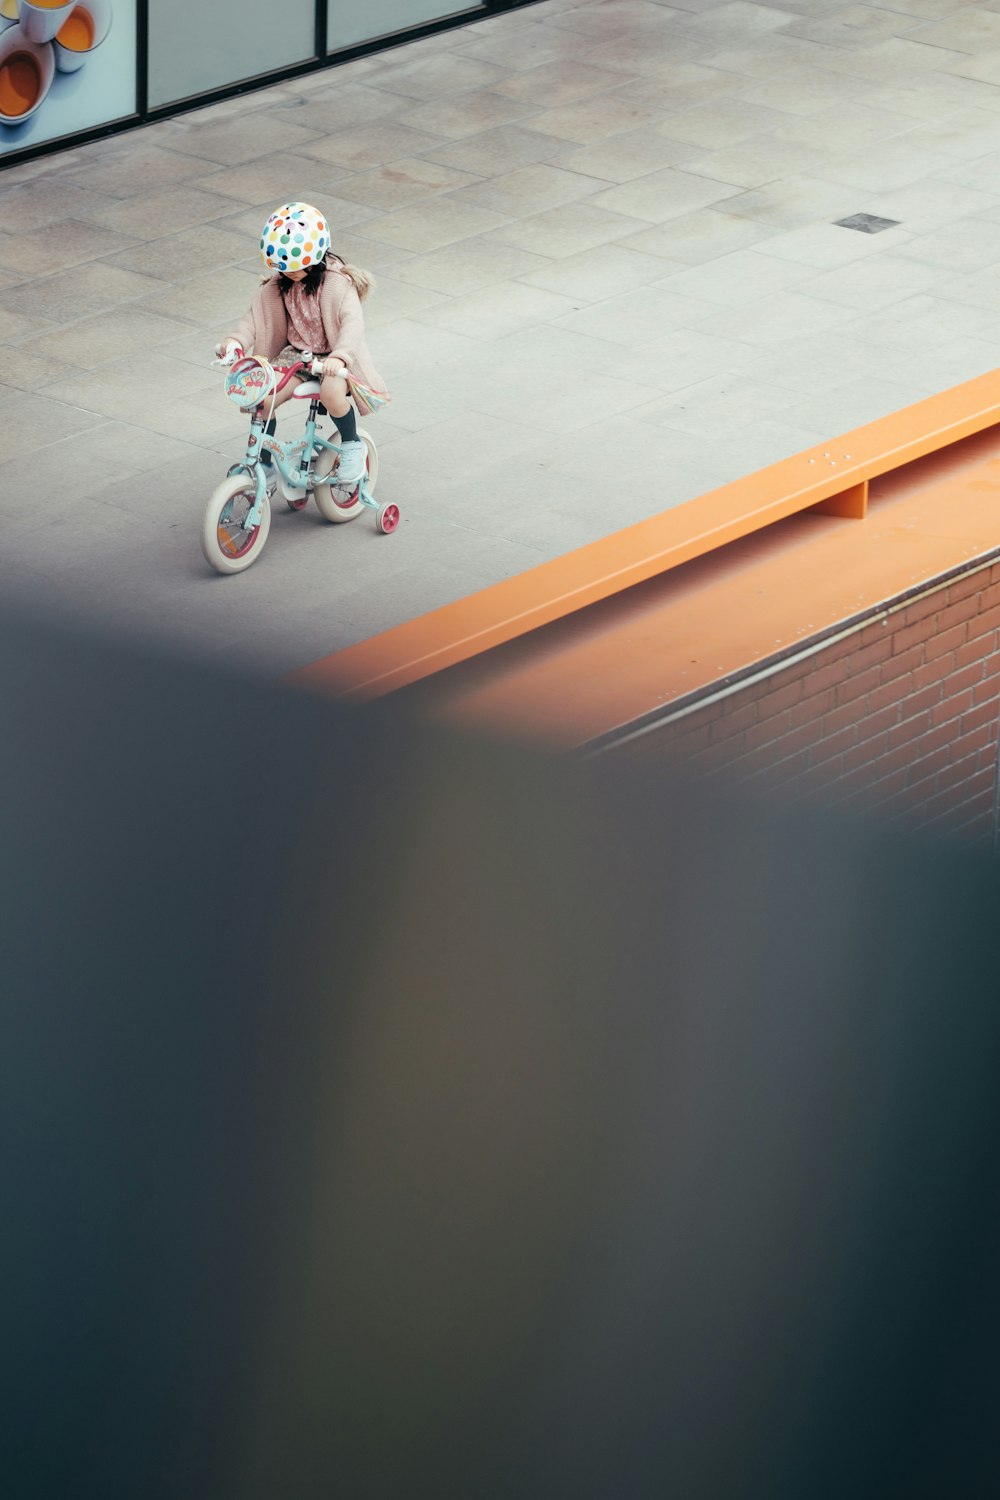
[285,494,309,512]
[376,502,399,535]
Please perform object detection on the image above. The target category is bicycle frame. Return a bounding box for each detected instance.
[229,387,376,532]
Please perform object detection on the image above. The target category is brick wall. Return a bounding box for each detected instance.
[613,560,1000,850]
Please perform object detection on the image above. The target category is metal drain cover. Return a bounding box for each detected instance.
[834,213,901,234]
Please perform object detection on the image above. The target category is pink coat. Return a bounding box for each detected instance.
[227,269,385,392]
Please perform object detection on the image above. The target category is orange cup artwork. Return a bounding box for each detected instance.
[0,0,117,145]
[53,0,108,71]
[0,24,54,123]
[18,0,74,45]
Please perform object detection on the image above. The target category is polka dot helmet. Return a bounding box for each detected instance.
[260,202,331,273]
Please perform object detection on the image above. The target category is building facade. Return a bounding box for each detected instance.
[0,0,533,165]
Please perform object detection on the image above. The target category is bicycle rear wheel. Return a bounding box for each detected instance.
[202,474,271,574]
[313,429,378,523]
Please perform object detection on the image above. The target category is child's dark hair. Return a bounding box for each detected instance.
[275,251,375,300]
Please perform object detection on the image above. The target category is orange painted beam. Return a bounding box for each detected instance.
[426,446,1000,748]
[288,370,1000,702]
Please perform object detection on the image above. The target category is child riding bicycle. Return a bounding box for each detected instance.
[216,201,387,488]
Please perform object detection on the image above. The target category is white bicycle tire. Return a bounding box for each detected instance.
[201,474,271,574]
[313,428,378,523]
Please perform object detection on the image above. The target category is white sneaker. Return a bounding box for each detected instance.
[335,439,366,487]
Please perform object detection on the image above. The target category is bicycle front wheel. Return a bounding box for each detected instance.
[202,474,271,574]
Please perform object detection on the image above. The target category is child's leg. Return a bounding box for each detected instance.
[319,372,364,483]
[258,373,305,472]
[260,416,278,469]
[318,372,352,426]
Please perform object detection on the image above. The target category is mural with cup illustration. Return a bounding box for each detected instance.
[0,0,134,152]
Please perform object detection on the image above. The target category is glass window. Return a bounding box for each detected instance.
[1,0,137,159]
[148,0,315,109]
[327,0,481,54]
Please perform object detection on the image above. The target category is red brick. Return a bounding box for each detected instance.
[800,632,858,666]
[972,678,1000,706]
[946,570,991,606]
[876,740,928,779]
[941,762,995,810]
[835,663,884,706]
[788,687,836,728]
[928,787,992,822]
[908,745,954,784]
[966,602,1000,644]
[919,719,962,757]
[892,620,931,658]
[847,636,894,675]
[742,714,789,751]
[830,760,880,798]
[771,654,815,687]
[912,655,955,691]
[700,738,744,769]
[810,726,858,769]
[950,661,989,697]
[931,599,975,637]
[956,723,994,761]
[778,721,827,759]
[855,704,900,745]
[952,637,993,672]
[888,710,932,750]
[754,678,806,720]
[908,683,947,718]
[668,742,712,770]
[887,643,925,680]
[738,746,810,785]
[868,675,916,716]
[933,751,983,794]
[923,622,968,663]
[857,618,892,648]
[769,746,812,779]
[971,632,1000,663]
[930,689,973,727]
[899,589,946,627]
[823,699,864,735]
[965,768,995,804]
[962,699,999,735]
[841,734,888,773]
[672,717,715,748]
[724,743,784,778]
[806,658,850,696]
[669,735,724,769]
[856,767,910,810]
[925,766,994,816]
[797,758,845,792]
[894,773,939,814]
[709,700,758,742]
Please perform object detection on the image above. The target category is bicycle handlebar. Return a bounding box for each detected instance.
[211,355,348,382]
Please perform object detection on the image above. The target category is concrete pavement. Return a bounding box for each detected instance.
[4,0,1000,672]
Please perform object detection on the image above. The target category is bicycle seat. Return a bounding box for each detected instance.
[291,379,323,399]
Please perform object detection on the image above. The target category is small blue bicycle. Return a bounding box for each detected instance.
[201,354,399,576]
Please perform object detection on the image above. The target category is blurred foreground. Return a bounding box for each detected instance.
[2,603,999,1499]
